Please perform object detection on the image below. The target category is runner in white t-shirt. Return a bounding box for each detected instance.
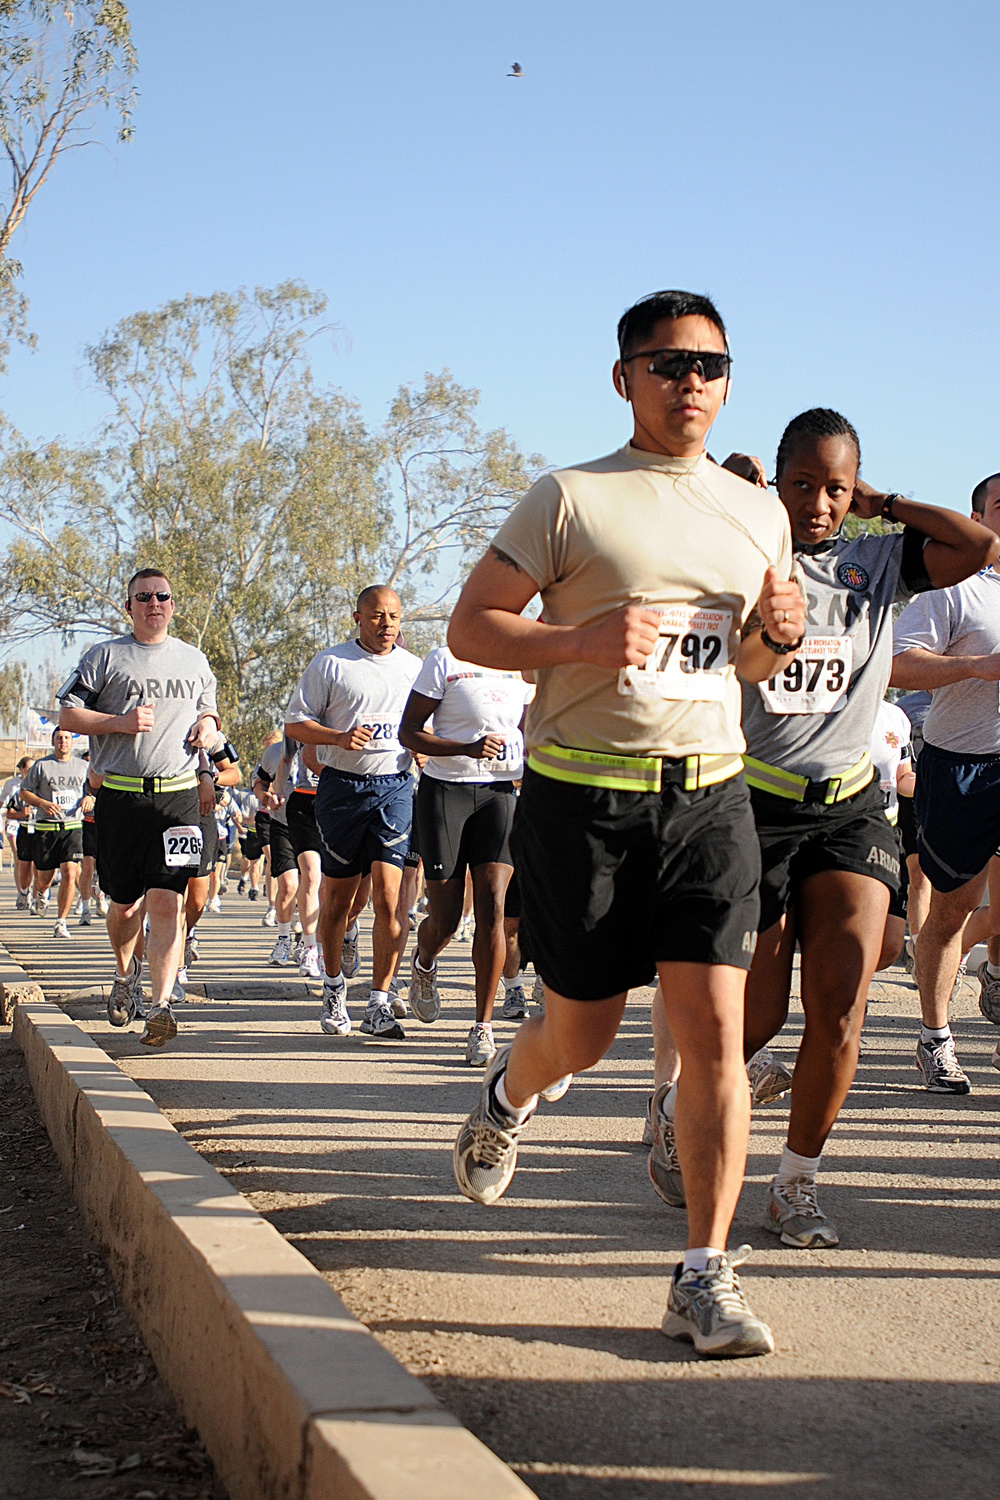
[399,648,533,1064]
[870,697,916,971]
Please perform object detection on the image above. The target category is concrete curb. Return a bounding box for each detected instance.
[12,996,535,1500]
[0,944,43,1024]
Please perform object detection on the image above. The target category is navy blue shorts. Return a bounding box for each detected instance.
[315,767,413,879]
[915,741,1000,893]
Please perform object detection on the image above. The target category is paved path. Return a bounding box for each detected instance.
[5,873,1000,1499]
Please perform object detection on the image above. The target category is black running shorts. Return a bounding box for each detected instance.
[82,818,98,862]
[512,768,761,1001]
[239,831,265,862]
[15,826,34,863]
[196,811,219,879]
[268,820,298,878]
[285,790,323,860]
[255,810,271,847]
[896,793,919,862]
[33,826,83,871]
[751,776,900,933]
[96,786,202,905]
[415,776,516,882]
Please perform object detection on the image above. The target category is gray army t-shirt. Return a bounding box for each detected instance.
[742,529,928,782]
[59,635,218,779]
[22,754,89,827]
[892,567,1000,755]
[254,740,292,826]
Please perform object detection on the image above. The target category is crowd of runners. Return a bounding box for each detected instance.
[5,288,1000,1361]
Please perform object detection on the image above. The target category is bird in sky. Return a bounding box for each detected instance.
[508,62,524,77]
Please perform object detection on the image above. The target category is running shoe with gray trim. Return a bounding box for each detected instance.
[648,1081,685,1207]
[140,1003,178,1048]
[765,1176,839,1248]
[453,1045,531,1205]
[269,934,291,967]
[408,953,440,1023]
[299,945,323,980]
[388,979,407,1018]
[746,1046,794,1106]
[976,961,1000,1025]
[531,973,545,1012]
[262,905,277,927]
[465,1021,497,1067]
[915,1034,971,1094]
[501,983,527,1020]
[15,891,28,911]
[107,955,141,1028]
[184,934,199,967]
[661,1246,774,1358]
[360,1000,405,1039]
[341,928,360,979]
[539,1073,572,1103]
[320,982,351,1036]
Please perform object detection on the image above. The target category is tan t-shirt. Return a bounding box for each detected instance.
[492,444,793,758]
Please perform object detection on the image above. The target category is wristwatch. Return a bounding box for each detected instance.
[881,492,902,522]
[761,627,803,656]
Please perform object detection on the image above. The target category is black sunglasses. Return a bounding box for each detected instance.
[131,591,173,603]
[622,348,731,382]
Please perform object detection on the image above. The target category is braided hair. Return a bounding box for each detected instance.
[774,408,861,483]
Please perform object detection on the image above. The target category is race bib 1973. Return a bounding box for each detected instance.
[618,604,732,703]
[759,636,853,715]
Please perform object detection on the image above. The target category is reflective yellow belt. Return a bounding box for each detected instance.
[35,819,82,831]
[743,751,874,806]
[103,772,199,794]
[527,744,744,794]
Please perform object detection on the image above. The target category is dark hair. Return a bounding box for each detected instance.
[16,756,29,770]
[617,290,727,359]
[971,473,1000,515]
[51,726,70,743]
[775,408,861,482]
[127,566,172,596]
[355,584,399,612]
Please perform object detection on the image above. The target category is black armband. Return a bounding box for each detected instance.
[211,739,239,765]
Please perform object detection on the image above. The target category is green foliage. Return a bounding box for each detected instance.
[0,282,543,761]
[0,0,137,368]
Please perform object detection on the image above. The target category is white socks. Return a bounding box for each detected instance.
[682,1248,723,1272]
[775,1144,821,1185]
[345,922,359,941]
[494,1071,537,1123]
[278,921,291,938]
[920,1024,951,1044]
[502,974,522,993]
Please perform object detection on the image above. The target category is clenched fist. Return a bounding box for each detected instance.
[759,567,805,646]
[574,604,661,670]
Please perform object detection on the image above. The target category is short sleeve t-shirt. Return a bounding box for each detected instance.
[286,640,422,776]
[871,699,912,822]
[491,445,793,758]
[22,755,89,828]
[254,740,292,825]
[742,529,924,781]
[892,568,1000,755]
[58,635,219,779]
[412,648,533,782]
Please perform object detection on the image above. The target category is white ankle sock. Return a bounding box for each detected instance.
[278,921,291,937]
[921,1024,951,1044]
[415,954,435,975]
[682,1247,723,1272]
[502,974,523,992]
[369,989,389,1009]
[658,1082,678,1121]
[987,962,1000,979]
[303,934,317,951]
[494,1071,537,1123]
[775,1145,821,1184]
[345,922,359,941]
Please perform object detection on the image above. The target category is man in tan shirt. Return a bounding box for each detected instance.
[447,290,804,1358]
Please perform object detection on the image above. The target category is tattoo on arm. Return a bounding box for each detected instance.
[743,606,763,635]
[490,546,522,572]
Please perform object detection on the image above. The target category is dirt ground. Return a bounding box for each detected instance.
[0,1033,226,1500]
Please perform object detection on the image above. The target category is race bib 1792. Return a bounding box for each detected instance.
[618,604,732,703]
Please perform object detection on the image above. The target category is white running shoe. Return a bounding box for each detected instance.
[453,1046,530,1204]
[341,928,360,979]
[299,944,324,980]
[171,975,186,1006]
[15,891,28,911]
[661,1246,774,1358]
[501,983,527,1020]
[465,1021,497,1066]
[78,908,93,927]
[765,1176,839,1248]
[360,999,405,1039]
[456,916,473,942]
[208,896,222,914]
[262,905,277,927]
[97,895,109,917]
[53,918,71,939]
[176,966,189,987]
[539,1073,573,1103]
[648,1082,685,1208]
[184,934,199,966]
[408,953,441,1023]
[269,935,291,967]
[107,955,141,1028]
[388,978,407,1018]
[320,982,351,1036]
[976,960,1000,1025]
[915,1034,971,1094]
[746,1046,794,1106]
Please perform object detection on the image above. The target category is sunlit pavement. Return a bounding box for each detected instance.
[5,868,1000,1500]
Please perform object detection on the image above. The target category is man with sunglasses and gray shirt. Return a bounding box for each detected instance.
[58,568,222,1047]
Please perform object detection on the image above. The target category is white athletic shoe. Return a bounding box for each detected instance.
[765,1176,840,1249]
[262,905,277,928]
[531,973,546,1012]
[269,935,291,967]
[746,1047,794,1106]
[465,1021,497,1067]
[341,928,360,979]
[176,966,189,987]
[408,953,441,1023]
[208,896,222,914]
[319,982,351,1036]
[171,975,186,1006]
[661,1247,774,1358]
[78,908,93,927]
[53,918,71,939]
[184,934,199,966]
[360,999,405,1039]
[388,979,407,1018]
[299,945,323,980]
[501,983,528,1020]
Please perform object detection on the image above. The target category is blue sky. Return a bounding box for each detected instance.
[4,0,999,573]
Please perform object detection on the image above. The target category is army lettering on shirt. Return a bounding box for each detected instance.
[742,529,932,782]
[21,754,90,828]
[58,635,218,780]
